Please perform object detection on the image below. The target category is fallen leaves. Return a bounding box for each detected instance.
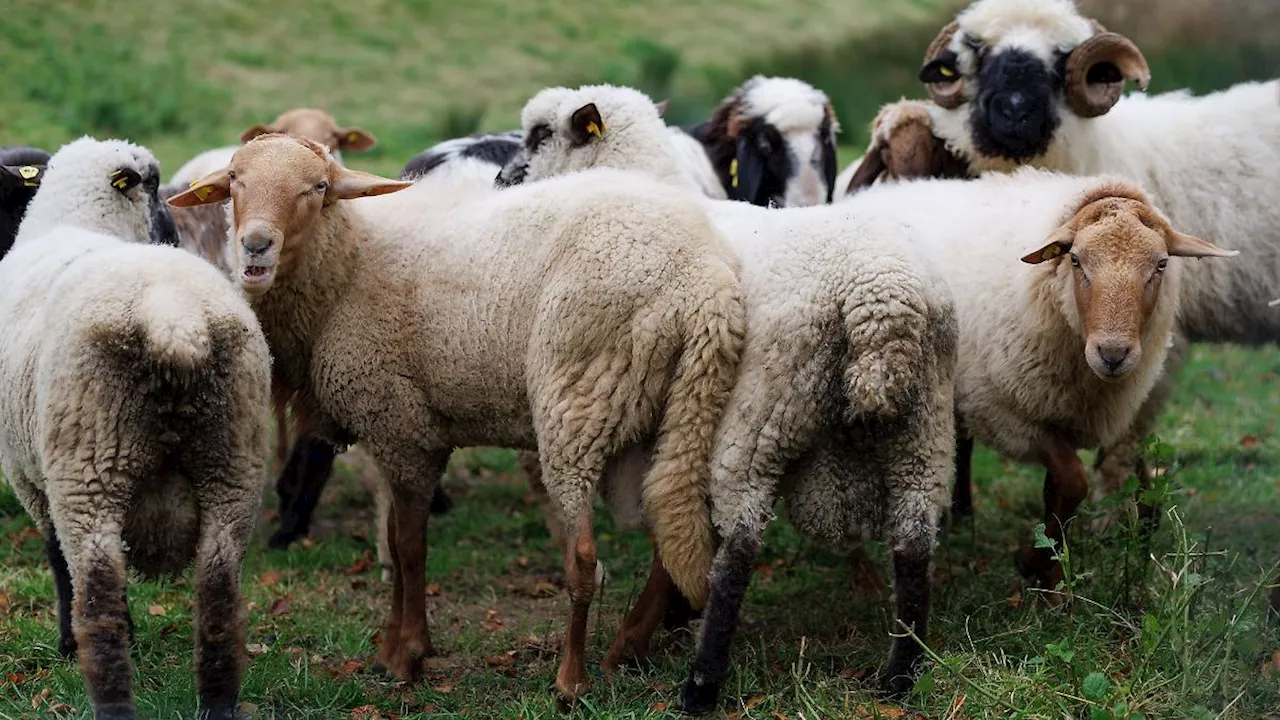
[1007,589,1024,609]
[431,681,455,694]
[0,590,10,616]
[853,703,908,718]
[345,553,375,576]
[744,694,767,710]
[268,597,291,617]
[426,583,441,597]
[246,642,270,656]
[1262,649,1280,677]
[483,650,517,668]
[1241,434,1261,448]
[147,604,167,616]
[259,570,282,587]
[651,702,668,712]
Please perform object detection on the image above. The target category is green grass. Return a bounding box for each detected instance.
[2,344,1279,719]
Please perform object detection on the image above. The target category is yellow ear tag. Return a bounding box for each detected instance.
[729,158,739,188]
[939,65,956,78]
[111,177,129,190]
[347,132,359,143]
[194,186,213,201]
[18,166,38,179]
[1041,245,1063,260]
[586,121,603,139]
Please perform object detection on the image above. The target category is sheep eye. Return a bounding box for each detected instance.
[1156,258,1168,272]
[227,170,237,181]
[1070,254,1081,268]
[315,181,328,192]
[528,125,552,151]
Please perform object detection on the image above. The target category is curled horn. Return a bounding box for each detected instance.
[1064,20,1151,118]
[922,21,965,109]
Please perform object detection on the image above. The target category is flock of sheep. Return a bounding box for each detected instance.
[0,0,1276,717]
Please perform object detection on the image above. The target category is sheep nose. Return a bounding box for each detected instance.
[241,226,276,254]
[994,91,1032,123]
[1096,342,1131,373]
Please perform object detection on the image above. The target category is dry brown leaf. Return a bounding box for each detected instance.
[1262,649,1280,677]
[426,583,441,597]
[771,713,790,720]
[484,650,518,668]
[652,702,668,712]
[48,701,76,713]
[6,673,25,685]
[246,643,269,656]
[350,705,383,720]
[148,604,166,616]
[259,570,282,587]
[744,694,767,710]
[345,554,374,576]
[342,660,362,676]
[0,590,11,615]
[839,666,875,680]
[432,682,455,694]
[517,555,530,568]
[1007,590,1023,609]
[1241,434,1261,448]
[269,597,291,616]
[31,687,51,709]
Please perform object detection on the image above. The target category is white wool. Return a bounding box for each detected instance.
[954,0,1092,63]
[16,136,158,247]
[736,75,835,134]
[666,128,729,200]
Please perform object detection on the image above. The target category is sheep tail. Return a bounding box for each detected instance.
[840,267,934,422]
[642,267,746,610]
[135,284,212,370]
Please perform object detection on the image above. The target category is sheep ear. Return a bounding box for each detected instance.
[1021,226,1075,264]
[108,167,142,194]
[569,103,606,144]
[166,168,231,207]
[329,167,413,201]
[240,124,276,143]
[337,127,377,152]
[1166,230,1238,259]
[0,164,44,190]
[654,99,670,118]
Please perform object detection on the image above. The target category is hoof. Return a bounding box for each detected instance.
[58,634,77,659]
[551,681,587,713]
[677,676,720,715]
[877,671,915,700]
[267,529,301,550]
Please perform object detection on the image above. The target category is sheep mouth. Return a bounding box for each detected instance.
[241,264,276,287]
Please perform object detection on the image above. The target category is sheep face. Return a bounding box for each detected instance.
[240,108,378,155]
[1022,186,1236,380]
[165,135,409,296]
[0,146,51,258]
[699,76,840,207]
[843,101,971,196]
[920,0,1149,165]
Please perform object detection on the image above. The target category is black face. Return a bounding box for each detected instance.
[400,132,523,181]
[143,164,179,247]
[0,146,52,260]
[728,118,790,206]
[969,48,1062,162]
[496,123,550,188]
[818,113,838,203]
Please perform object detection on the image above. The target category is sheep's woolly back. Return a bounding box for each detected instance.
[733,75,837,135]
[16,137,160,247]
[665,128,729,199]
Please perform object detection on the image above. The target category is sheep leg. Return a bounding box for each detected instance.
[554,504,598,705]
[602,547,675,673]
[849,544,888,595]
[374,498,404,671]
[1015,435,1088,594]
[521,450,567,549]
[192,493,257,720]
[61,512,136,720]
[880,535,933,698]
[384,482,438,682]
[269,436,339,549]
[950,433,975,521]
[44,525,78,659]
[374,474,393,583]
[678,520,762,715]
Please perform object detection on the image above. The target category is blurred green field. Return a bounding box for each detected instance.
[2,0,1280,718]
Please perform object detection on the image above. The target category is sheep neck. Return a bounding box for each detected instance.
[248,204,360,408]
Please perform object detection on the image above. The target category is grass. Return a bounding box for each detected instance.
[2,342,1279,719]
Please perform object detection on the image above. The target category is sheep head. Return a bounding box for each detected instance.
[843,100,972,195]
[240,108,378,155]
[696,76,840,207]
[919,0,1149,164]
[1021,182,1235,380]
[166,134,409,296]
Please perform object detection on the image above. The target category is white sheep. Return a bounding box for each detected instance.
[835,99,972,196]
[498,84,958,710]
[915,0,1280,521]
[0,137,272,720]
[842,166,1236,593]
[167,133,746,703]
[169,107,377,187]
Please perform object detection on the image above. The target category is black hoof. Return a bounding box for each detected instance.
[267,529,301,550]
[58,634,77,659]
[429,488,454,515]
[677,677,721,715]
[877,671,915,700]
[94,702,137,720]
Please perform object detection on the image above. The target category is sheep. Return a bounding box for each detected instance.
[400,130,523,182]
[166,133,746,702]
[0,137,272,720]
[841,167,1237,594]
[497,84,958,710]
[835,100,972,196]
[1,146,52,257]
[169,107,377,187]
[915,0,1280,526]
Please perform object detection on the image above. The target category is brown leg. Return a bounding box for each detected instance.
[1015,433,1088,593]
[555,505,597,703]
[375,500,404,671]
[387,486,435,682]
[602,548,676,674]
[849,544,887,595]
